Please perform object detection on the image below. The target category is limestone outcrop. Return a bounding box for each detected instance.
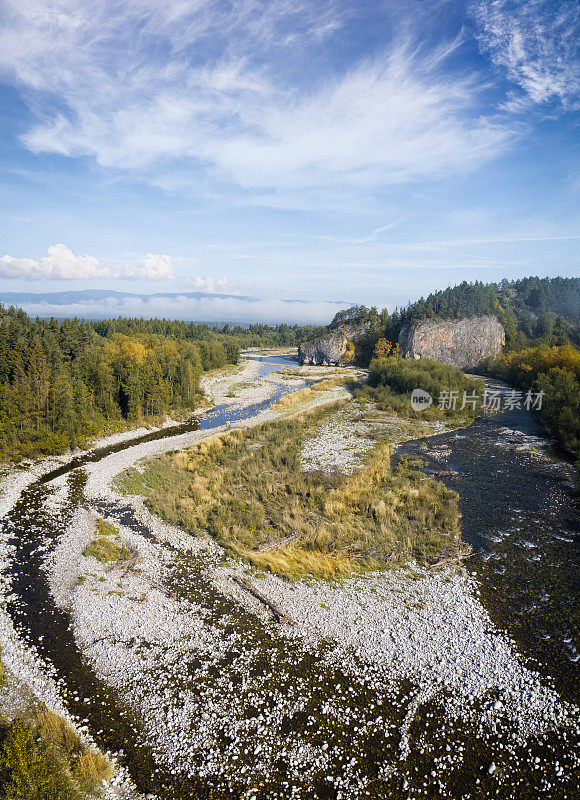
[298,320,371,366]
[398,315,505,368]
[298,332,349,366]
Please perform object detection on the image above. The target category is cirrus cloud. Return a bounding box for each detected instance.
[473,0,580,110]
[0,0,520,208]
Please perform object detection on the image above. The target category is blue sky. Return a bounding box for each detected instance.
[0,0,578,322]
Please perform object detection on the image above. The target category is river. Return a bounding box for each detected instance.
[396,380,579,704]
[1,359,578,799]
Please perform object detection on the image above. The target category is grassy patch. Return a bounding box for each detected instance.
[274,378,354,408]
[311,377,352,391]
[273,387,314,409]
[226,381,257,397]
[0,702,113,800]
[83,537,131,563]
[95,517,118,537]
[278,368,353,377]
[82,520,131,563]
[117,404,460,580]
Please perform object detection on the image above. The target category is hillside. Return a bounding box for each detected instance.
[0,307,321,460]
[326,277,580,465]
[329,277,579,360]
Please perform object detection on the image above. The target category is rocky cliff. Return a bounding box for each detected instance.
[398,315,505,368]
[298,332,348,366]
[298,320,371,366]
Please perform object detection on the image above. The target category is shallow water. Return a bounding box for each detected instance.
[1,365,579,798]
[395,387,579,705]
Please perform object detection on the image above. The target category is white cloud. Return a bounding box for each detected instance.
[12,294,349,325]
[125,253,175,280]
[474,0,580,109]
[0,245,176,281]
[0,1,517,207]
[186,276,229,293]
[0,244,106,279]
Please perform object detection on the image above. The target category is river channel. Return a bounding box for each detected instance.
[1,359,578,799]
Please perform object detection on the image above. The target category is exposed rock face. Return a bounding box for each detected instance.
[398,315,505,368]
[299,332,348,366]
[337,319,372,340]
[298,320,371,366]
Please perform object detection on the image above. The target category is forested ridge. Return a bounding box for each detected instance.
[331,276,579,357]
[0,307,322,460]
[1,276,578,463]
[329,277,580,466]
[89,316,324,347]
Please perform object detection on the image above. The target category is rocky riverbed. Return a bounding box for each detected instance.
[0,353,578,799]
[0,352,352,797]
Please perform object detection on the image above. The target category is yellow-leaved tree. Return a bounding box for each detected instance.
[373,338,393,359]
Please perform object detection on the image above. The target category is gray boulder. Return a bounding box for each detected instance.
[398,315,505,369]
[298,319,371,366]
[299,332,348,366]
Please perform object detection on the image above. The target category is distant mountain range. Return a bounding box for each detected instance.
[0,289,254,305]
[0,289,350,325]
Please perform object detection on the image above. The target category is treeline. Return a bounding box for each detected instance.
[0,308,242,459]
[328,277,579,464]
[330,276,580,357]
[0,306,327,460]
[400,277,579,350]
[90,317,325,348]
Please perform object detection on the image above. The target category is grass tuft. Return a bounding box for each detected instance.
[95,518,118,537]
[73,750,114,790]
[83,520,131,563]
[273,388,314,409]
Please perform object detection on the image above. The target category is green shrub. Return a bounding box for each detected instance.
[0,718,78,800]
[487,344,580,461]
[360,356,483,420]
[534,367,580,461]
[0,705,112,800]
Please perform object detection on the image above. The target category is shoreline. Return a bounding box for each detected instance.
[0,350,350,798]
[46,416,578,795]
[1,353,578,798]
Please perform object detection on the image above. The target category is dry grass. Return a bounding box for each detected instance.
[118,404,461,580]
[274,378,350,407]
[311,377,348,391]
[74,749,114,789]
[273,387,314,408]
[35,706,80,754]
[278,368,352,377]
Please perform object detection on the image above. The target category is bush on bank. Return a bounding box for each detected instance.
[357,356,484,421]
[0,696,112,800]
